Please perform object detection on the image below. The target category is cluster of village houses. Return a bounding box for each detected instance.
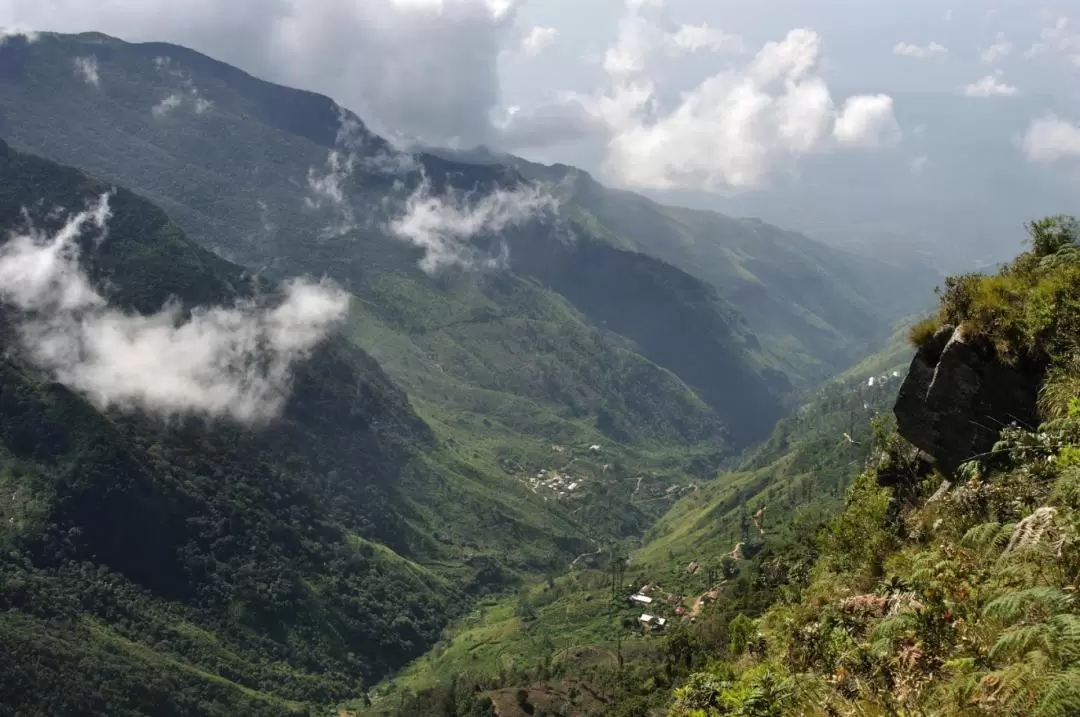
[625,561,728,635]
[523,444,605,500]
[629,587,668,632]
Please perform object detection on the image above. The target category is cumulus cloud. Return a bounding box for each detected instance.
[964,73,1018,97]
[892,41,948,58]
[72,55,99,86]
[583,22,900,191]
[602,3,743,81]
[521,25,557,56]
[834,95,901,148]
[389,178,558,273]
[980,33,1012,64]
[667,24,744,54]
[602,5,656,78]
[1022,114,1080,163]
[0,195,349,423]
[1025,15,1080,61]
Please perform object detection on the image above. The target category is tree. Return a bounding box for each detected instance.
[1026,215,1078,258]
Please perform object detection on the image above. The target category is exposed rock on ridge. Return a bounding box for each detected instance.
[893,323,1042,473]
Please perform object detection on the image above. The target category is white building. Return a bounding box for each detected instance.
[639,614,667,628]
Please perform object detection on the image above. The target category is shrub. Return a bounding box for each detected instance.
[907,316,941,349]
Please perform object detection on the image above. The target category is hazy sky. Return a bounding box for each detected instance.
[1,0,1078,238]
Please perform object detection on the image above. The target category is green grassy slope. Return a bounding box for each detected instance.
[358,331,917,714]
[663,219,1080,717]
[638,320,915,572]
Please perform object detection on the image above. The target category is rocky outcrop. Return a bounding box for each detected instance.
[893,324,1042,474]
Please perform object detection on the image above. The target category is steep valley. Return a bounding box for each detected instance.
[0,29,963,717]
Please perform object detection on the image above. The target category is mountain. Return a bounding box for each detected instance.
[0,139,468,714]
[0,35,792,715]
[437,146,939,385]
[0,29,794,454]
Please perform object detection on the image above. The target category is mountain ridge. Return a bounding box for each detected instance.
[0,29,795,451]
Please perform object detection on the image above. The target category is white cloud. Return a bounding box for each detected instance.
[389,177,558,273]
[72,55,100,86]
[0,195,349,423]
[892,41,948,58]
[492,99,605,151]
[964,73,1018,97]
[305,150,358,236]
[667,24,744,54]
[1025,15,1080,60]
[306,151,356,209]
[521,25,557,56]
[0,25,37,43]
[910,155,929,175]
[583,25,900,191]
[150,56,213,116]
[1022,114,1080,163]
[303,110,421,235]
[603,6,656,78]
[833,94,901,148]
[152,93,183,118]
[980,33,1012,64]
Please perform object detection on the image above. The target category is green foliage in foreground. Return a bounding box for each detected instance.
[663,218,1080,717]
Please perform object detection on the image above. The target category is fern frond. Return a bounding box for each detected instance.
[1047,613,1080,662]
[982,657,1050,714]
[990,623,1053,661]
[1035,668,1080,717]
[985,586,1074,621]
[1004,507,1059,554]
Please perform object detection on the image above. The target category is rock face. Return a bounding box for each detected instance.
[894,324,1042,474]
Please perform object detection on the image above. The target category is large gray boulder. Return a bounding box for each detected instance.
[893,324,1041,474]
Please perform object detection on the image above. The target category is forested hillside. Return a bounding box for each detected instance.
[0,30,792,453]
[363,219,1080,717]
[360,330,911,715]
[437,147,938,384]
[661,216,1080,717]
[0,140,626,715]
